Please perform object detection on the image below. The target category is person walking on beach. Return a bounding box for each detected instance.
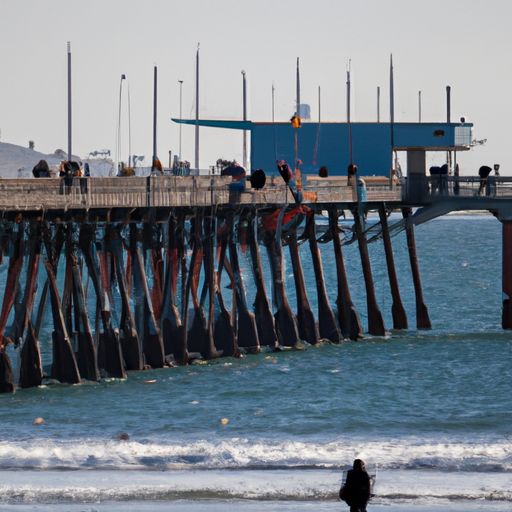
[339,459,371,512]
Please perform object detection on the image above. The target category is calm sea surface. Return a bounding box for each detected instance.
[0,213,511,511]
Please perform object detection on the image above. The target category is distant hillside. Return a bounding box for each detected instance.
[0,142,114,177]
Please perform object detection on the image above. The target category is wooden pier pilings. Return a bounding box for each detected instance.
[4,172,508,392]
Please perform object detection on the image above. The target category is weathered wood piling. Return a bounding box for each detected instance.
[0,174,443,392]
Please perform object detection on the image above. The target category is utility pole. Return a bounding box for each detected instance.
[178,80,183,162]
[241,70,247,169]
[377,86,380,123]
[195,43,200,172]
[67,42,72,162]
[152,66,157,173]
[117,74,126,174]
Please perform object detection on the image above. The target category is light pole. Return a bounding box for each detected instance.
[195,44,199,172]
[178,80,183,162]
[128,79,132,167]
[116,74,126,175]
[67,42,72,164]
[241,70,247,170]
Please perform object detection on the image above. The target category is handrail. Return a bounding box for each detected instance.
[1,174,511,211]
[0,176,402,211]
[402,175,512,204]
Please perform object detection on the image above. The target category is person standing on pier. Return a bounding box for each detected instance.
[339,459,371,512]
[59,161,73,195]
[478,165,492,196]
[440,163,449,194]
[347,163,358,201]
[429,166,441,194]
[31,159,49,177]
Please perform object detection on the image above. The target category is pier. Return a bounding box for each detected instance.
[0,170,512,393]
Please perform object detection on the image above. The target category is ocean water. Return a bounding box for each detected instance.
[1,213,511,511]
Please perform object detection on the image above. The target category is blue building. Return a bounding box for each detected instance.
[171,118,473,178]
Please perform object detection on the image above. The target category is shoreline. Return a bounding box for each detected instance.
[0,468,509,509]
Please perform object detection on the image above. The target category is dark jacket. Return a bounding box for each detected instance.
[339,459,371,507]
[479,165,492,179]
[32,159,50,178]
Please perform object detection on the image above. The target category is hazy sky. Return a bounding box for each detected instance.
[1,0,511,174]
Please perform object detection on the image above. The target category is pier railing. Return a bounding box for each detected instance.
[0,176,403,211]
[403,175,512,204]
[1,175,511,212]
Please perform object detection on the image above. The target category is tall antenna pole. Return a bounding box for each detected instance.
[128,79,132,167]
[67,42,72,162]
[390,54,395,148]
[296,57,301,116]
[446,85,451,123]
[195,43,200,172]
[419,90,422,122]
[272,82,277,162]
[152,66,157,172]
[446,85,451,173]
[347,59,353,165]
[313,85,321,165]
[272,82,275,123]
[242,70,247,169]
[293,58,302,193]
[377,86,380,122]
[178,80,183,162]
[117,74,125,173]
[318,85,321,122]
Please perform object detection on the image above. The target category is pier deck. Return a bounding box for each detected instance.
[0,175,511,215]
